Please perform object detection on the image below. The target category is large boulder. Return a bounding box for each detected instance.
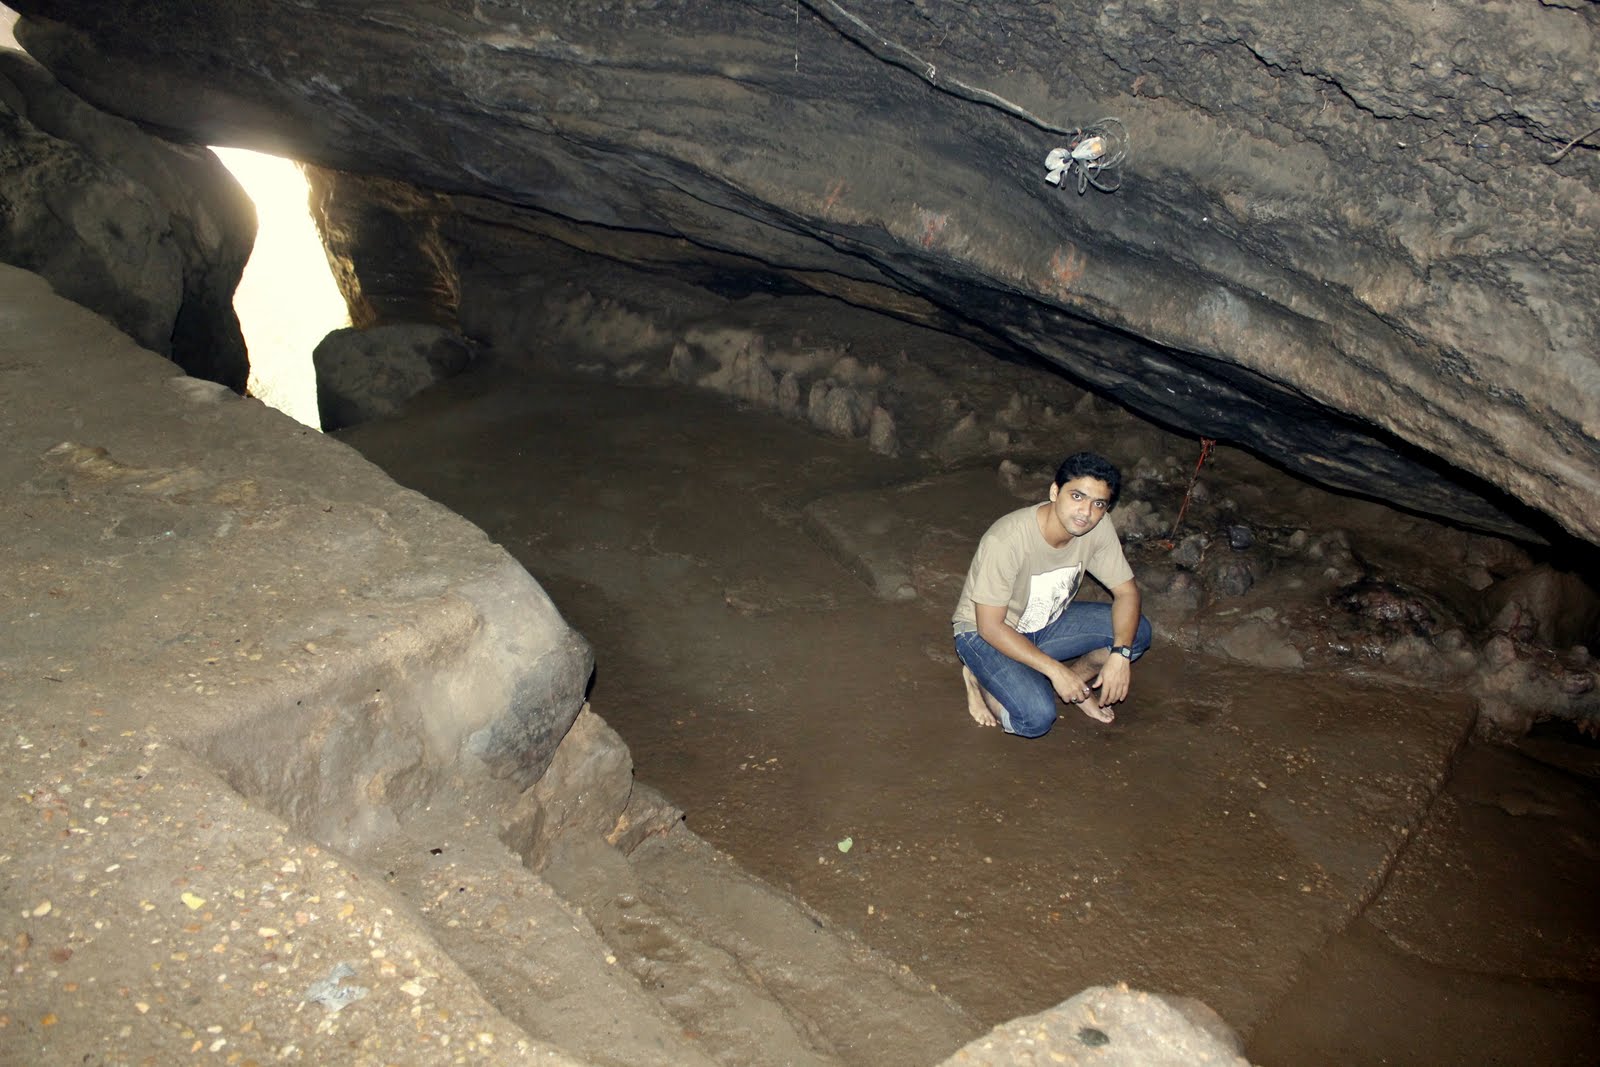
[0,48,253,389]
[7,1,1598,545]
[940,984,1250,1066]
[313,321,474,430]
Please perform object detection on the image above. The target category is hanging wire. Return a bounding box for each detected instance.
[1166,437,1217,542]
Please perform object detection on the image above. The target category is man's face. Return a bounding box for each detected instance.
[1050,476,1113,537]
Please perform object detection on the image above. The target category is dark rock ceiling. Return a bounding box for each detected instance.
[8,0,1599,547]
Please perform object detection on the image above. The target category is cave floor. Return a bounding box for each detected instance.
[343,363,1600,1066]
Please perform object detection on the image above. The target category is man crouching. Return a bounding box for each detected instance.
[952,452,1153,734]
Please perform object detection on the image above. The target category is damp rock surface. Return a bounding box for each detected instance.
[943,984,1248,1066]
[0,262,987,1067]
[8,0,1598,544]
[337,355,1494,1047]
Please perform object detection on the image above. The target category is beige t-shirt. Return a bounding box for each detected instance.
[951,503,1134,635]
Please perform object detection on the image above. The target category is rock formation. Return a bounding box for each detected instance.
[0,48,253,389]
[943,984,1249,1066]
[314,322,475,431]
[6,6,1597,1061]
[9,0,1597,546]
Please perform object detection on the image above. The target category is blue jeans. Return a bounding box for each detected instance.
[954,601,1152,737]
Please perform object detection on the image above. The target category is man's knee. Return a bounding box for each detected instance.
[1008,698,1057,738]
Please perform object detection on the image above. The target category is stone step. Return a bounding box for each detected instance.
[547,829,977,1067]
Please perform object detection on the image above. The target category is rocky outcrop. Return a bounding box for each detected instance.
[0,48,253,389]
[8,1,1596,546]
[313,322,475,430]
[0,254,980,1067]
[304,165,458,329]
[0,260,598,1062]
[941,984,1249,1066]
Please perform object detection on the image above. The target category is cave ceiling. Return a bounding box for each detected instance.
[10,0,1599,547]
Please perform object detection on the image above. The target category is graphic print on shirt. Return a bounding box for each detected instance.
[1012,564,1084,633]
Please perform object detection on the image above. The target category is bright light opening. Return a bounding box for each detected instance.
[212,147,348,429]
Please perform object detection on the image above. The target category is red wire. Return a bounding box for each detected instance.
[1167,437,1216,542]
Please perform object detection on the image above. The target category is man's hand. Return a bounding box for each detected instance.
[1052,665,1113,723]
[1092,653,1132,706]
[1050,666,1092,706]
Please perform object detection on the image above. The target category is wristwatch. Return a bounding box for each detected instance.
[1110,645,1135,659]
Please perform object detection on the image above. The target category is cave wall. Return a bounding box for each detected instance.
[0,47,253,389]
[6,0,1598,545]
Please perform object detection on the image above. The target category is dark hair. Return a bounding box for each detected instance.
[1054,451,1122,509]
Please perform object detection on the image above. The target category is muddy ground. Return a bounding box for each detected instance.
[342,350,1600,1065]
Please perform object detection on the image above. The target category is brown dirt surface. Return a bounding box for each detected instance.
[340,356,1600,1065]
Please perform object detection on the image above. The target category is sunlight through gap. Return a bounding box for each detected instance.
[212,146,347,429]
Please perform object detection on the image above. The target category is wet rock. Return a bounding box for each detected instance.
[726,343,777,408]
[1483,632,1519,670]
[1559,671,1595,697]
[1226,524,1255,551]
[516,284,675,373]
[1306,530,1362,585]
[809,380,873,438]
[996,390,1028,430]
[868,404,899,456]
[670,327,778,403]
[1383,634,1475,679]
[313,322,474,430]
[1476,704,1537,739]
[1111,498,1163,542]
[1207,557,1256,599]
[1333,579,1440,637]
[776,369,801,417]
[940,983,1248,1065]
[1157,569,1205,616]
[1139,556,1203,630]
[1473,635,1600,738]
[828,353,868,385]
[500,705,635,871]
[1382,633,1433,668]
[1130,455,1165,483]
[997,458,1027,496]
[668,338,717,382]
[1214,618,1304,670]
[1482,564,1600,649]
[1171,533,1209,570]
[1465,536,1535,581]
[605,781,683,855]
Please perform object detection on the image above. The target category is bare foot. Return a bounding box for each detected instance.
[1076,695,1114,724]
[961,666,1000,727]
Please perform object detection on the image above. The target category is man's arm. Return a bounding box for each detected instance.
[1092,578,1141,705]
[974,602,1093,705]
